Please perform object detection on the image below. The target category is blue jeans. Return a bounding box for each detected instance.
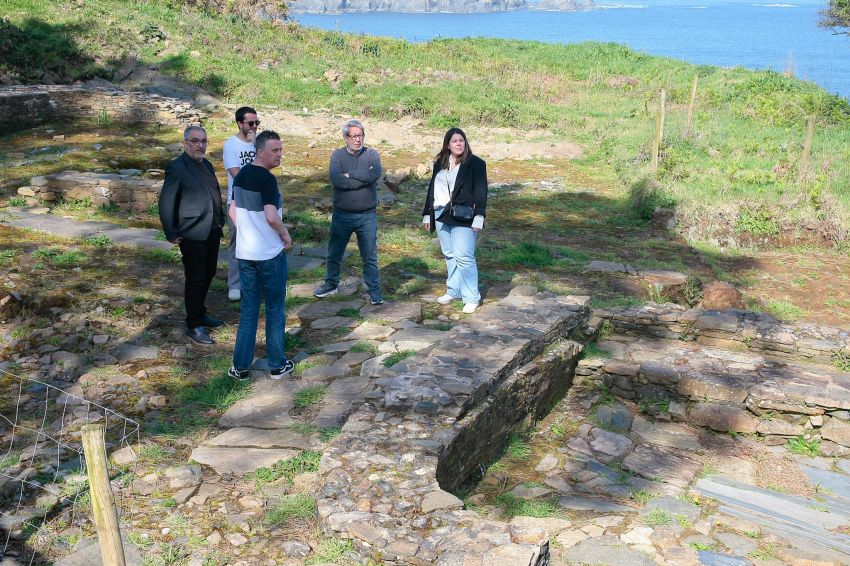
[324,209,381,299]
[436,215,480,304]
[233,251,289,371]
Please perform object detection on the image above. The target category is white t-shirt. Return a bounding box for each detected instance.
[223,135,256,204]
[232,164,284,261]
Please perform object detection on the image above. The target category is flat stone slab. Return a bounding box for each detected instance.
[561,535,655,565]
[219,380,296,429]
[643,495,701,523]
[360,301,422,323]
[631,415,702,452]
[189,446,298,475]
[378,327,446,353]
[311,316,359,330]
[113,344,160,363]
[622,444,701,489]
[54,537,143,566]
[287,255,324,272]
[583,260,637,275]
[345,321,396,341]
[557,496,635,514]
[293,300,363,322]
[204,427,322,450]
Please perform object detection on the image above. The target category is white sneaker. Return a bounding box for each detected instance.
[462,302,479,314]
[437,294,458,305]
[228,289,241,301]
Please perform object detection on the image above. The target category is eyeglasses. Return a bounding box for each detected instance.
[242,120,260,127]
[346,134,364,139]
[185,138,208,145]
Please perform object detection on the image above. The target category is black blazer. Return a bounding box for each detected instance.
[422,154,488,231]
[158,152,224,242]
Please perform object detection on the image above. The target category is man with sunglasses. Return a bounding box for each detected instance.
[222,106,260,302]
[314,119,384,305]
[159,125,225,345]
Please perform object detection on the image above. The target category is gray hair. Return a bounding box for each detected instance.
[183,125,206,140]
[341,119,364,138]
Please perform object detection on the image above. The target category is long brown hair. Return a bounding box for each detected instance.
[435,127,471,170]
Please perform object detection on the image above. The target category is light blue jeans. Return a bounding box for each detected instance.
[233,251,288,371]
[436,212,480,305]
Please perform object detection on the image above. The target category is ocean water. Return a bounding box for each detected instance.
[295,0,850,99]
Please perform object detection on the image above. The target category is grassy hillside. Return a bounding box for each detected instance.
[2,0,850,248]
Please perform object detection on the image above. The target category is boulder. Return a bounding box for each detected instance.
[701,281,743,310]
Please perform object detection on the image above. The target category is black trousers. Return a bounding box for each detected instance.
[179,229,221,329]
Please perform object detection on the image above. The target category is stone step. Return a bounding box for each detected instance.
[696,476,850,560]
[584,332,850,448]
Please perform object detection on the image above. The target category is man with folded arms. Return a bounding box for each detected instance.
[227,131,295,380]
[159,125,225,345]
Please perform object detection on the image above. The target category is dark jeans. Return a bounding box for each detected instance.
[179,229,220,329]
[232,251,289,371]
[324,209,381,298]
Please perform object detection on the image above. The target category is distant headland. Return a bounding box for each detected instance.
[288,0,594,13]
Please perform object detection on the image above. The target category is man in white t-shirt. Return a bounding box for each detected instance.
[222,106,259,301]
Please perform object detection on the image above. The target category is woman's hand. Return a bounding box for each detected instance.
[423,222,431,231]
[472,227,481,233]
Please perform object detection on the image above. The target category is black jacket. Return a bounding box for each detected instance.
[158,153,224,242]
[422,154,488,231]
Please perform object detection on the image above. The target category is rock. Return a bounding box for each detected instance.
[113,344,159,363]
[420,490,464,513]
[346,321,396,341]
[482,544,540,565]
[688,403,758,434]
[164,465,202,489]
[190,447,298,475]
[509,516,572,535]
[226,533,248,546]
[756,418,804,437]
[588,428,634,462]
[53,536,143,566]
[110,445,137,466]
[51,351,82,370]
[555,529,588,548]
[205,427,321,450]
[595,403,633,431]
[282,540,311,558]
[564,535,656,566]
[695,550,750,566]
[294,300,362,322]
[173,485,198,504]
[701,281,744,310]
[53,135,65,142]
[714,532,758,556]
[644,495,701,524]
[92,335,109,345]
[584,261,637,274]
[622,444,701,489]
[509,484,553,499]
[557,496,635,513]
[620,526,653,546]
[821,418,850,447]
[631,416,702,451]
[535,454,559,473]
[360,301,422,323]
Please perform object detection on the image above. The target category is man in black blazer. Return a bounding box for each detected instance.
[159,125,225,345]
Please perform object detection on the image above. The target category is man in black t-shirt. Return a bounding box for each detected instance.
[227,131,295,380]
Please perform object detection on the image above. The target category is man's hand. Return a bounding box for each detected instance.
[169,236,184,244]
[423,222,431,231]
[281,230,292,250]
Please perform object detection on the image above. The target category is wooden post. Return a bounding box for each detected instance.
[684,74,699,138]
[798,116,815,183]
[651,88,667,173]
[81,424,126,566]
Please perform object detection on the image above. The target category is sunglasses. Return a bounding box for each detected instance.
[242,120,260,127]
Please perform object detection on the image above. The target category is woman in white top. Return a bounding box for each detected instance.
[422,128,488,314]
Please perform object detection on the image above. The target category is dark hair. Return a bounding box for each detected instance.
[235,106,257,123]
[255,130,280,152]
[435,127,470,170]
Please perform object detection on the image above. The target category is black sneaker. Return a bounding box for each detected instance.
[313,282,338,298]
[369,296,384,305]
[227,366,250,381]
[185,326,215,345]
[270,360,296,380]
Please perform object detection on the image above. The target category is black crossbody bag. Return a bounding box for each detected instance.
[446,165,474,221]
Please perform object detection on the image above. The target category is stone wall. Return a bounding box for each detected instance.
[593,303,849,365]
[0,85,204,134]
[577,303,850,456]
[18,171,163,212]
[317,288,591,565]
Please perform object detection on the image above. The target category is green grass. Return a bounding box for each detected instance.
[265,494,317,525]
[787,435,821,457]
[181,374,251,411]
[642,508,672,526]
[582,342,612,361]
[765,299,805,321]
[383,349,416,367]
[305,539,354,566]
[493,493,564,519]
[689,541,715,551]
[336,307,362,319]
[630,489,653,505]
[486,241,556,268]
[293,385,327,409]
[350,340,378,355]
[504,433,533,460]
[0,249,18,265]
[84,234,112,247]
[247,450,321,487]
[596,382,616,406]
[831,349,850,372]
[292,356,330,377]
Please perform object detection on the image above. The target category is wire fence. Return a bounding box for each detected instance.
[0,367,139,565]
